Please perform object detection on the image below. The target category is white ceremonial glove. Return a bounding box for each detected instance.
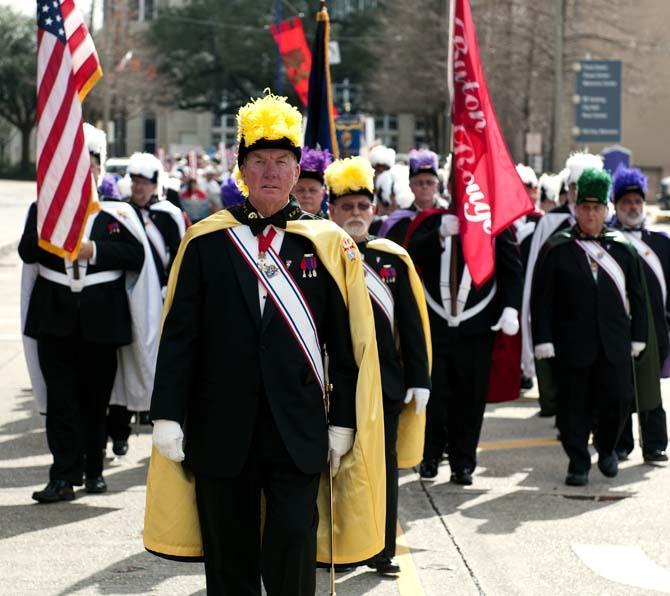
[631,342,646,358]
[404,387,431,415]
[491,307,519,336]
[439,214,460,238]
[328,425,355,477]
[152,419,185,462]
[534,343,555,360]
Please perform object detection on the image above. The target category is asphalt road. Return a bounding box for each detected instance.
[1,180,669,595]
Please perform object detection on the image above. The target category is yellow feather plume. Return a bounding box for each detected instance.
[324,156,375,197]
[232,165,249,197]
[237,91,302,149]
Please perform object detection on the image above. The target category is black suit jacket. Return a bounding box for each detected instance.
[384,205,417,246]
[358,239,430,402]
[19,202,144,345]
[132,202,182,287]
[150,217,359,477]
[407,215,523,343]
[531,227,647,367]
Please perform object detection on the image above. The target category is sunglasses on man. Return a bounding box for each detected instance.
[337,201,374,212]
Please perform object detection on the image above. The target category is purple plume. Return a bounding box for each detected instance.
[612,166,647,201]
[300,147,333,176]
[409,149,439,177]
[99,174,122,200]
[221,177,245,207]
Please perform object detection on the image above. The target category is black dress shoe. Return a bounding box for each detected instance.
[643,450,669,463]
[112,439,129,456]
[615,448,630,462]
[520,375,533,390]
[85,476,107,494]
[598,453,619,478]
[565,472,588,486]
[32,480,75,503]
[368,558,401,575]
[450,469,473,486]
[419,458,439,479]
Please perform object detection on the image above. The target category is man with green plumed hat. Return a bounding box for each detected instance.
[531,168,648,486]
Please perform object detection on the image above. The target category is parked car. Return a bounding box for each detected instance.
[105,157,130,178]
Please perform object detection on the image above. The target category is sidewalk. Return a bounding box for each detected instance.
[0,180,35,255]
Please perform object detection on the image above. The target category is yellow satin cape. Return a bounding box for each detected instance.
[144,210,385,564]
[367,238,432,469]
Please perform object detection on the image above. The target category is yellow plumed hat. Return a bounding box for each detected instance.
[232,165,249,197]
[236,90,303,166]
[324,156,375,202]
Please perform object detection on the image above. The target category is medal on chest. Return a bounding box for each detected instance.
[379,263,397,284]
[300,253,318,278]
[258,228,279,279]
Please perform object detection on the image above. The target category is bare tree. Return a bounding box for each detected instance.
[366,0,637,168]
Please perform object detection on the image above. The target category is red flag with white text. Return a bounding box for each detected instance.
[450,0,533,286]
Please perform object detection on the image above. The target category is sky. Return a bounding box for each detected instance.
[2,0,102,28]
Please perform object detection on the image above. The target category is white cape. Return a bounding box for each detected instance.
[21,201,163,414]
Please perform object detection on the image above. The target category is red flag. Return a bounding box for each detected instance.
[270,17,312,106]
[449,0,533,286]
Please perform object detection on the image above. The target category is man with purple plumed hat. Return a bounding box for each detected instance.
[221,175,246,209]
[611,166,668,463]
[292,147,332,217]
[381,148,447,246]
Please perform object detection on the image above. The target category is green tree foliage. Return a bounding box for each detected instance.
[0,9,37,172]
[148,0,379,115]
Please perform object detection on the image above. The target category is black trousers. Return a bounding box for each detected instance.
[381,397,403,560]
[616,405,668,455]
[557,354,633,474]
[194,397,321,596]
[37,332,118,484]
[107,405,132,441]
[423,333,495,472]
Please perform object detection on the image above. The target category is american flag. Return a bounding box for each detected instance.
[36,0,102,259]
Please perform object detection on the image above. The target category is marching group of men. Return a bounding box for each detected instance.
[19,91,667,595]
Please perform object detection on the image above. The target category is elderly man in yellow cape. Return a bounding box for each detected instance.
[142,93,424,595]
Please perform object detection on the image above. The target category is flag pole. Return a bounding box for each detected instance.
[447,0,458,316]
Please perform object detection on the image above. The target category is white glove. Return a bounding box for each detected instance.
[491,307,519,336]
[534,343,555,360]
[328,425,354,477]
[152,419,185,462]
[631,342,646,358]
[404,387,430,415]
[439,214,460,238]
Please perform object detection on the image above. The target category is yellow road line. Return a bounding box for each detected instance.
[396,521,425,596]
[477,436,560,452]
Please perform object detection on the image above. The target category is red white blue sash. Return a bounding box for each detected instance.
[226,225,325,393]
[576,239,630,315]
[362,260,394,332]
[624,232,667,307]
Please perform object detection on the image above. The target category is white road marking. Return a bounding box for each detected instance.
[572,544,670,594]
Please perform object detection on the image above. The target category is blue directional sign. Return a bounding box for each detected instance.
[574,60,622,143]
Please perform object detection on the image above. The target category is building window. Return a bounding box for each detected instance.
[374,114,398,150]
[414,115,428,148]
[144,114,157,153]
